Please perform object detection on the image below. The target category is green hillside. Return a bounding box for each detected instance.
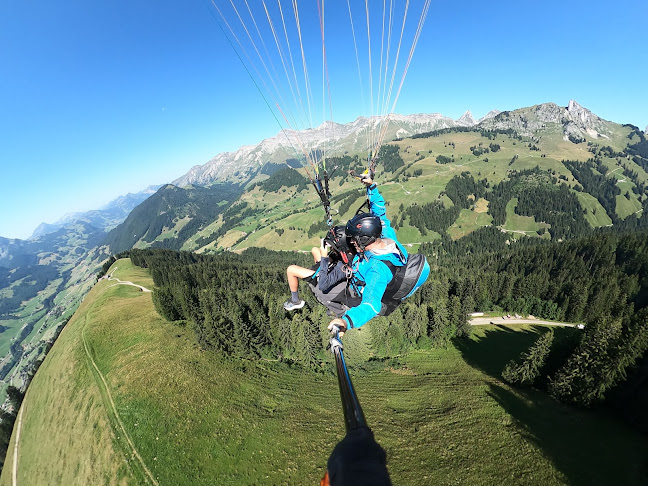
[0,224,107,403]
[104,122,648,255]
[104,183,243,254]
[3,259,647,485]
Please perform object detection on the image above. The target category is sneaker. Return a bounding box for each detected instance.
[283,299,305,311]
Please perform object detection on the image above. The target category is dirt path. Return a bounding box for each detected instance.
[81,318,158,485]
[12,402,24,486]
[106,276,151,293]
[470,316,576,327]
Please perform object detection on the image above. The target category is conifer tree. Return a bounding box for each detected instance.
[448,295,463,337]
[549,317,623,406]
[502,329,554,387]
[403,303,426,343]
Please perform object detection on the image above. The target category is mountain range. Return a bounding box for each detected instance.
[172,110,501,186]
[2,100,648,405]
[171,101,633,188]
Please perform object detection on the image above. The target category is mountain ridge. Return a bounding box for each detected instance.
[28,185,161,240]
[172,101,613,188]
[172,111,503,187]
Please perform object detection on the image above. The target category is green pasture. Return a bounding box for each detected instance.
[617,194,642,221]
[614,175,642,220]
[576,192,613,227]
[448,201,494,240]
[145,125,647,255]
[4,260,648,485]
[190,127,644,254]
[501,198,550,238]
[624,156,648,184]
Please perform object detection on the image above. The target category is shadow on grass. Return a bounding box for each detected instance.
[455,326,648,485]
[453,325,578,380]
[488,382,648,485]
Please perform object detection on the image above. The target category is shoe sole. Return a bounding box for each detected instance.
[284,301,305,311]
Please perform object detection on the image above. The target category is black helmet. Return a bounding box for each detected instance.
[345,213,382,251]
[325,225,349,251]
[325,225,355,261]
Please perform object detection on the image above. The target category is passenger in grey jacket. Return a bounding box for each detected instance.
[283,227,351,316]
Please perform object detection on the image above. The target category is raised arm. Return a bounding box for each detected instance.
[365,181,398,243]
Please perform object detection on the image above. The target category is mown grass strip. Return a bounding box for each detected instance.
[81,315,159,485]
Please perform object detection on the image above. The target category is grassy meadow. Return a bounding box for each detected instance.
[3,260,647,485]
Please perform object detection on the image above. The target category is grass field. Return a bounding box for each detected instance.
[448,198,494,240]
[501,198,550,239]
[576,192,613,228]
[5,260,647,485]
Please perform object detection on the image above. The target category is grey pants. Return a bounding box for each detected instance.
[308,280,350,318]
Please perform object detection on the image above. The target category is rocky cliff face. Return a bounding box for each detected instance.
[478,100,613,141]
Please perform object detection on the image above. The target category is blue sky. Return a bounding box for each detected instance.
[1,0,646,239]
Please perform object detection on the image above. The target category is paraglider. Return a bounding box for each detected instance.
[283,225,353,316]
[209,2,433,484]
[327,174,430,334]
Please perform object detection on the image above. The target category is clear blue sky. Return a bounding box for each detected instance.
[1,0,646,239]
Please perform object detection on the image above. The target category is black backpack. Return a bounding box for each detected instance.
[378,253,429,316]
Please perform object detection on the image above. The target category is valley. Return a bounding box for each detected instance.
[3,260,646,485]
[2,102,648,482]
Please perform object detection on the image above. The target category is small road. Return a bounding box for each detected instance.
[470,316,576,327]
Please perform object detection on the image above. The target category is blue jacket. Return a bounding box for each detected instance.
[342,185,408,329]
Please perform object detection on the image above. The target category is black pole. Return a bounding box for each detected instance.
[325,331,391,486]
[331,332,366,431]
[331,332,367,432]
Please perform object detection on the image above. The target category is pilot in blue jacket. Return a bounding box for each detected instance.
[328,176,408,334]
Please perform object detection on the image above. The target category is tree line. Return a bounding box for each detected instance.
[126,247,471,369]
[430,230,648,429]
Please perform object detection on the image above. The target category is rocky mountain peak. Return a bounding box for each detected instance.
[172,113,465,187]
[457,110,475,126]
[170,103,621,188]
[478,110,500,123]
[477,101,613,141]
[567,100,596,125]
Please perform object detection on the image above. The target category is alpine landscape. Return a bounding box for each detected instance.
[2,0,648,484]
[1,101,648,484]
